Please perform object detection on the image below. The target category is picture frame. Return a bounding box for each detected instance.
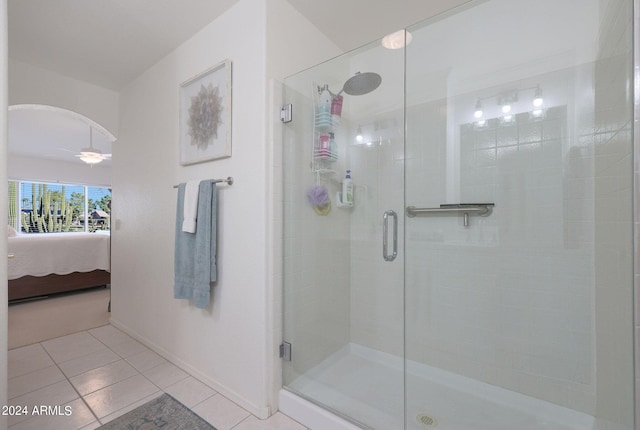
[179,59,232,165]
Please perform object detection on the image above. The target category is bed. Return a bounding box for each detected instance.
[8,232,110,301]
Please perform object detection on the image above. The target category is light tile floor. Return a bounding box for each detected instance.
[8,324,308,430]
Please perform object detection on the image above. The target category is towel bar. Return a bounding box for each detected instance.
[406,203,494,226]
[173,177,234,188]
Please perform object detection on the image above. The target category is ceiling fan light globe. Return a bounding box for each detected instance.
[78,154,104,164]
[80,147,102,155]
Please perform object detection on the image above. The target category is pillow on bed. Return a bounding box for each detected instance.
[7,225,17,237]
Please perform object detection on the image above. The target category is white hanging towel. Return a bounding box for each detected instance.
[182,180,200,233]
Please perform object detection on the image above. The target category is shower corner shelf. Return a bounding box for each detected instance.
[312,125,340,167]
[312,82,342,173]
[335,192,354,208]
[312,167,337,175]
[313,151,338,163]
[314,114,342,130]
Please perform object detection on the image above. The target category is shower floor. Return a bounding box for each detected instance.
[287,343,595,430]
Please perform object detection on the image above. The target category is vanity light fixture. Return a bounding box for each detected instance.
[471,85,546,123]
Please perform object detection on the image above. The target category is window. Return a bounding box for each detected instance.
[8,180,111,234]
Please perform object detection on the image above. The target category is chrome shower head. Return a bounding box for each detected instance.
[341,72,382,96]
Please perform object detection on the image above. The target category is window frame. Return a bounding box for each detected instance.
[9,179,111,234]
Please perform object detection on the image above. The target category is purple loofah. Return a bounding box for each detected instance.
[307,185,330,206]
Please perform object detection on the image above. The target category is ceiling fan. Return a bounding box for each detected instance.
[71,126,112,165]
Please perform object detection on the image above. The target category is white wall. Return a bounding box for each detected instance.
[8,155,111,186]
[7,60,117,188]
[0,1,9,428]
[111,0,269,415]
[8,59,119,137]
[265,0,342,80]
[111,0,340,416]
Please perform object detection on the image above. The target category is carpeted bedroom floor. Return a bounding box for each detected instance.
[8,286,111,349]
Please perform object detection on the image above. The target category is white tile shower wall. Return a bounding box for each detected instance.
[281,1,635,426]
[348,113,405,356]
[282,85,351,383]
[388,1,633,421]
[593,0,635,427]
[635,0,640,427]
[401,76,598,412]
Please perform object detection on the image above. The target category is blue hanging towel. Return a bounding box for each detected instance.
[174,180,217,308]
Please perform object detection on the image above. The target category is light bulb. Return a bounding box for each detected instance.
[79,155,103,164]
[474,99,483,119]
[355,126,363,143]
[502,104,511,114]
[533,86,543,107]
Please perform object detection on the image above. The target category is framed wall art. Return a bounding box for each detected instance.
[179,59,232,165]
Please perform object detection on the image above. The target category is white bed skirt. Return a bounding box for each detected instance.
[8,232,110,280]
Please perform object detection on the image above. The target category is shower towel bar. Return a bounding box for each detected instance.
[406,203,494,226]
[173,177,234,188]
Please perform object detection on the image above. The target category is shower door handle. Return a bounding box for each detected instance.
[383,210,398,262]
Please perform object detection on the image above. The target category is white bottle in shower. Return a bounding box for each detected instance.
[343,170,353,205]
[318,84,332,115]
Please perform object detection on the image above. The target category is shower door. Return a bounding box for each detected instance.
[283,0,635,429]
[281,37,406,429]
[403,1,635,430]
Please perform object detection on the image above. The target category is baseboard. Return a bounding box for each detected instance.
[109,318,271,419]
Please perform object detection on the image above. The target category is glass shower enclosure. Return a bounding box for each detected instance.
[282,0,635,429]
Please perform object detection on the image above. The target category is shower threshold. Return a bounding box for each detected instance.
[285,343,595,430]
